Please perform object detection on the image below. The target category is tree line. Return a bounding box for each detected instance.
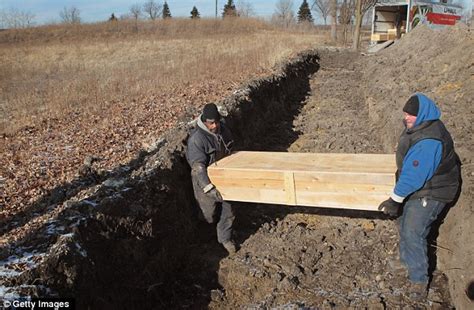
[0,0,376,49]
[273,0,376,27]
[273,0,378,49]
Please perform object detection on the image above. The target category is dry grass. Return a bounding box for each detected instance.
[0,19,333,134]
[0,18,272,44]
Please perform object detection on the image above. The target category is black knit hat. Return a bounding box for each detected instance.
[403,95,420,116]
[201,103,221,122]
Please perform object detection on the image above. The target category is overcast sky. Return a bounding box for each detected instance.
[0,0,304,24]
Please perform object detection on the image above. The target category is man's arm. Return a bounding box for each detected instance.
[391,139,443,202]
[187,136,213,191]
[191,162,213,192]
[187,135,221,201]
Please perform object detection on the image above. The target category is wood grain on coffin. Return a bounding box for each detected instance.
[208,151,396,211]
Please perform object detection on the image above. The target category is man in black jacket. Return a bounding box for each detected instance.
[186,103,236,254]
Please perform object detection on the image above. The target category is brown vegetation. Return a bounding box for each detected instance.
[0,18,330,135]
[0,18,330,221]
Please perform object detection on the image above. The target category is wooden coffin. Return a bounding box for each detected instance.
[371,33,389,42]
[371,33,398,42]
[208,151,396,211]
[387,28,398,35]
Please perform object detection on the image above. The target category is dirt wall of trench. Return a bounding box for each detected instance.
[1,51,320,308]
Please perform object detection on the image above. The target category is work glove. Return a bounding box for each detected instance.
[207,188,223,202]
[378,198,402,217]
[203,183,223,202]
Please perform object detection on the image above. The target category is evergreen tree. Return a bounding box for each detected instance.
[190,6,200,19]
[222,0,238,18]
[162,1,172,19]
[297,0,313,23]
[108,13,117,21]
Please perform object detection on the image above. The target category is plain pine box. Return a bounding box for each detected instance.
[208,151,396,211]
[371,33,389,41]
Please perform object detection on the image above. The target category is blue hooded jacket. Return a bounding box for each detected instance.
[392,94,443,201]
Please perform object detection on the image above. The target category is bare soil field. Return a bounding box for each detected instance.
[1,20,473,309]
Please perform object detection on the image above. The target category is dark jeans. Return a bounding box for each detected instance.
[399,198,446,283]
[192,178,235,244]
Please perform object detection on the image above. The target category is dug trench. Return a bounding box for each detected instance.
[72,51,322,309]
[3,51,322,308]
[3,27,473,308]
[215,25,474,308]
[211,49,457,309]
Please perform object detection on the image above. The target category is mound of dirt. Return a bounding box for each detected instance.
[215,25,473,308]
[365,24,473,151]
[363,24,474,308]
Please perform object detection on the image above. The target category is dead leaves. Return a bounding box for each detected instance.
[0,79,246,227]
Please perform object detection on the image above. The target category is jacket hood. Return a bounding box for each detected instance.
[414,93,441,126]
[197,114,218,137]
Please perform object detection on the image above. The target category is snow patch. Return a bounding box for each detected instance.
[0,286,21,300]
[0,251,45,278]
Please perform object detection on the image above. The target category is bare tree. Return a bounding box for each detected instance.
[129,4,142,31]
[330,0,337,39]
[59,6,81,24]
[352,0,363,49]
[119,13,131,20]
[361,0,377,14]
[353,0,377,49]
[236,0,255,17]
[339,0,355,44]
[1,8,36,28]
[22,10,36,27]
[312,0,331,25]
[273,0,295,28]
[130,4,142,20]
[143,0,162,20]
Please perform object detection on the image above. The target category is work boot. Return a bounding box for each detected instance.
[222,240,236,255]
[408,282,428,301]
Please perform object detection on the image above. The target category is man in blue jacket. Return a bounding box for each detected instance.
[186,103,236,255]
[378,93,461,300]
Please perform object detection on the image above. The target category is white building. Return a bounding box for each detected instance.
[371,0,471,42]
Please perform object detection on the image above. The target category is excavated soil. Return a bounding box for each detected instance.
[214,25,473,309]
[1,25,473,309]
